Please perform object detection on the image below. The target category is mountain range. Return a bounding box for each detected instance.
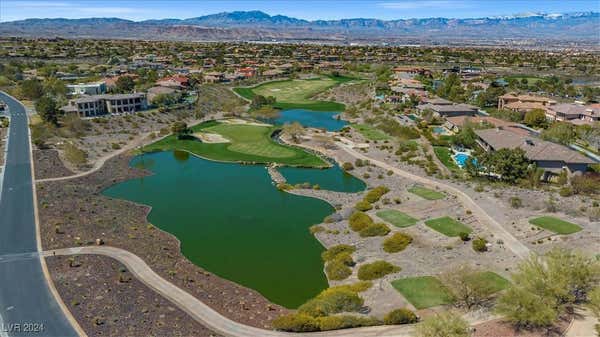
[1,10,598,45]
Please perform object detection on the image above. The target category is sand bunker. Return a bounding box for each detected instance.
[221,118,272,127]
[193,132,230,144]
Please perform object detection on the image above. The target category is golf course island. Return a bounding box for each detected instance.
[143,119,329,167]
[233,75,356,111]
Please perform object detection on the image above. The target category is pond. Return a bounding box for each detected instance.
[266,108,348,131]
[103,151,333,308]
[278,163,366,193]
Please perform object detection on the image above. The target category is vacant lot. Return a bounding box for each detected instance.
[352,124,391,141]
[391,276,453,309]
[528,216,582,235]
[425,216,472,237]
[408,186,445,200]
[376,209,418,228]
[234,76,353,111]
[143,120,327,167]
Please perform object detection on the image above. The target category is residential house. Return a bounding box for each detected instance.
[417,102,479,117]
[498,93,556,113]
[61,93,147,117]
[545,103,600,125]
[475,128,595,175]
[156,75,189,88]
[67,81,106,96]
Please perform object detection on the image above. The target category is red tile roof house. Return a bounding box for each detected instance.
[475,128,595,176]
[156,75,189,88]
[237,67,257,78]
[497,93,556,113]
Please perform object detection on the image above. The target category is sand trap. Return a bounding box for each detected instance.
[193,132,230,143]
[221,118,272,127]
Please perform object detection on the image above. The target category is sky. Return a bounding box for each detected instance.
[1,0,598,22]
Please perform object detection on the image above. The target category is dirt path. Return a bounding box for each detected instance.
[565,306,598,337]
[336,142,531,259]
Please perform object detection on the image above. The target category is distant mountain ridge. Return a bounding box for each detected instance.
[1,10,599,45]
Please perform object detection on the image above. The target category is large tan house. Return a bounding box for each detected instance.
[498,93,556,113]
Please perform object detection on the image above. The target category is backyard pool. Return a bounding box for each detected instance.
[432,126,452,135]
[453,152,477,168]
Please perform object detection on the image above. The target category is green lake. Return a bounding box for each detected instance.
[103,150,362,308]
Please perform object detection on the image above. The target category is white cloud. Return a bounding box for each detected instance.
[377,1,466,10]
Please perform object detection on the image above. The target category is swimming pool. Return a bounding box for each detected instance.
[453,152,477,168]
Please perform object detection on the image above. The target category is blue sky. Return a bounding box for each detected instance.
[1,0,598,22]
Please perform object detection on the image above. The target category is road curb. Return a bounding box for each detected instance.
[4,91,89,337]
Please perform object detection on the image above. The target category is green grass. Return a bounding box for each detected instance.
[392,276,453,309]
[528,216,582,235]
[233,76,355,111]
[474,271,511,293]
[376,210,418,228]
[351,124,391,141]
[143,120,328,167]
[408,186,445,200]
[433,147,459,171]
[424,216,472,237]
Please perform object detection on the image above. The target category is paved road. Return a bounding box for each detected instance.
[0,92,77,337]
[336,142,531,259]
[48,246,417,337]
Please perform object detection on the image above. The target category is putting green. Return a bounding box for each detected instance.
[234,76,355,111]
[425,216,472,237]
[376,209,418,228]
[528,216,582,235]
[392,276,453,309]
[143,120,328,167]
[408,186,445,200]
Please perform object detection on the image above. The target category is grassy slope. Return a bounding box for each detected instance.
[376,210,418,228]
[528,216,582,234]
[392,276,453,309]
[408,186,445,200]
[433,147,459,171]
[143,120,327,167]
[352,124,392,141]
[424,216,472,237]
[234,76,355,111]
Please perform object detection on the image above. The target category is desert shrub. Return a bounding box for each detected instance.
[322,244,355,261]
[559,186,573,197]
[334,252,356,266]
[63,142,87,166]
[364,185,390,203]
[415,310,469,337]
[459,232,471,241]
[383,308,418,325]
[510,197,522,208]
[349,211,373,231]
[383,232,413,253]
[354,200,373,211]
[325,259,353,280]
[342,162,354,171]
[272,313,319,332]
[571,174,600,195]
[359,222,391,237]
[299,288,364,317]
[317,315,380,331]
[472,237,488,252]
[358,261,400,280]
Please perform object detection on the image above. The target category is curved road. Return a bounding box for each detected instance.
[0,92,77,337]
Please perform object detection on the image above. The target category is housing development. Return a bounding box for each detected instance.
[0,2,598,337]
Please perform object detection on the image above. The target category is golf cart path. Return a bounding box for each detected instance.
[45,246,417,337]
[335,142,531,259]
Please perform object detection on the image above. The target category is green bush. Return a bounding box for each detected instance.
[383,232,413,253]
[334,252,356,266]
[325,260,352,281]
[358,261,400,280]
[322,244,356,261]
[355,200,373,211]
[383,308,418,325]
[272,313,319,332]
[342,162,354,171]
[317,315,380,331]
[364,186,390,203]
[359,222,391,237]
[299,288,364,317]
[510,197,522,208]
[459,232,471,241]
[349,211,373,231]
[559,186,574,197]
[472,237,488,252]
